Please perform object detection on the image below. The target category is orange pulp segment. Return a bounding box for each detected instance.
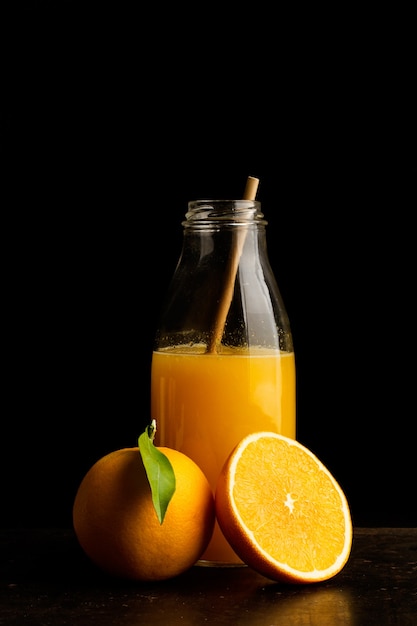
[215,431,353,583]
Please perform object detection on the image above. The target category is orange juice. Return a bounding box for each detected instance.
[151,344,296,564]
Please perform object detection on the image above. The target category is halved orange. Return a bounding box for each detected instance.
[215,432,352,583]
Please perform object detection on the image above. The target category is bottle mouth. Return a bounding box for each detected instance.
[184,200,266,226]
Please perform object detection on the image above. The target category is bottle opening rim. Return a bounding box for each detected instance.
[185,200,266,225]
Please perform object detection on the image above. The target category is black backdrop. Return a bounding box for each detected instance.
[3,2,416,529]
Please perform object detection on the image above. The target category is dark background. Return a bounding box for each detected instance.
[2,3,416,529]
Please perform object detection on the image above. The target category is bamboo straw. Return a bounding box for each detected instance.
[243,176,260,203]
[206,176,260,354]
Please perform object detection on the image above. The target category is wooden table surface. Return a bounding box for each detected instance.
[1,528,416,625]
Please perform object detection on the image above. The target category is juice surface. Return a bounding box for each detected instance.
[151,345,296,564]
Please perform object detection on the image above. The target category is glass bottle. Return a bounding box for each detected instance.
[151,198,296,566]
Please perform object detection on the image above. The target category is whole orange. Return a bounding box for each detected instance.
[73,447,215,581]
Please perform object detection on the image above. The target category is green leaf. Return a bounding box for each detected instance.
[138,419,176,524]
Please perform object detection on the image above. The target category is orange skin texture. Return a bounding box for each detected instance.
[73,447,215,581]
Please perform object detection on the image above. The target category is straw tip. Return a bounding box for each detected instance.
[243,176,260,201]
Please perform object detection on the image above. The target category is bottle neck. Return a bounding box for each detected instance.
[183,199,267,229]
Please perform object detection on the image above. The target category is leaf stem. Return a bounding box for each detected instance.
[147,418,157,442]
